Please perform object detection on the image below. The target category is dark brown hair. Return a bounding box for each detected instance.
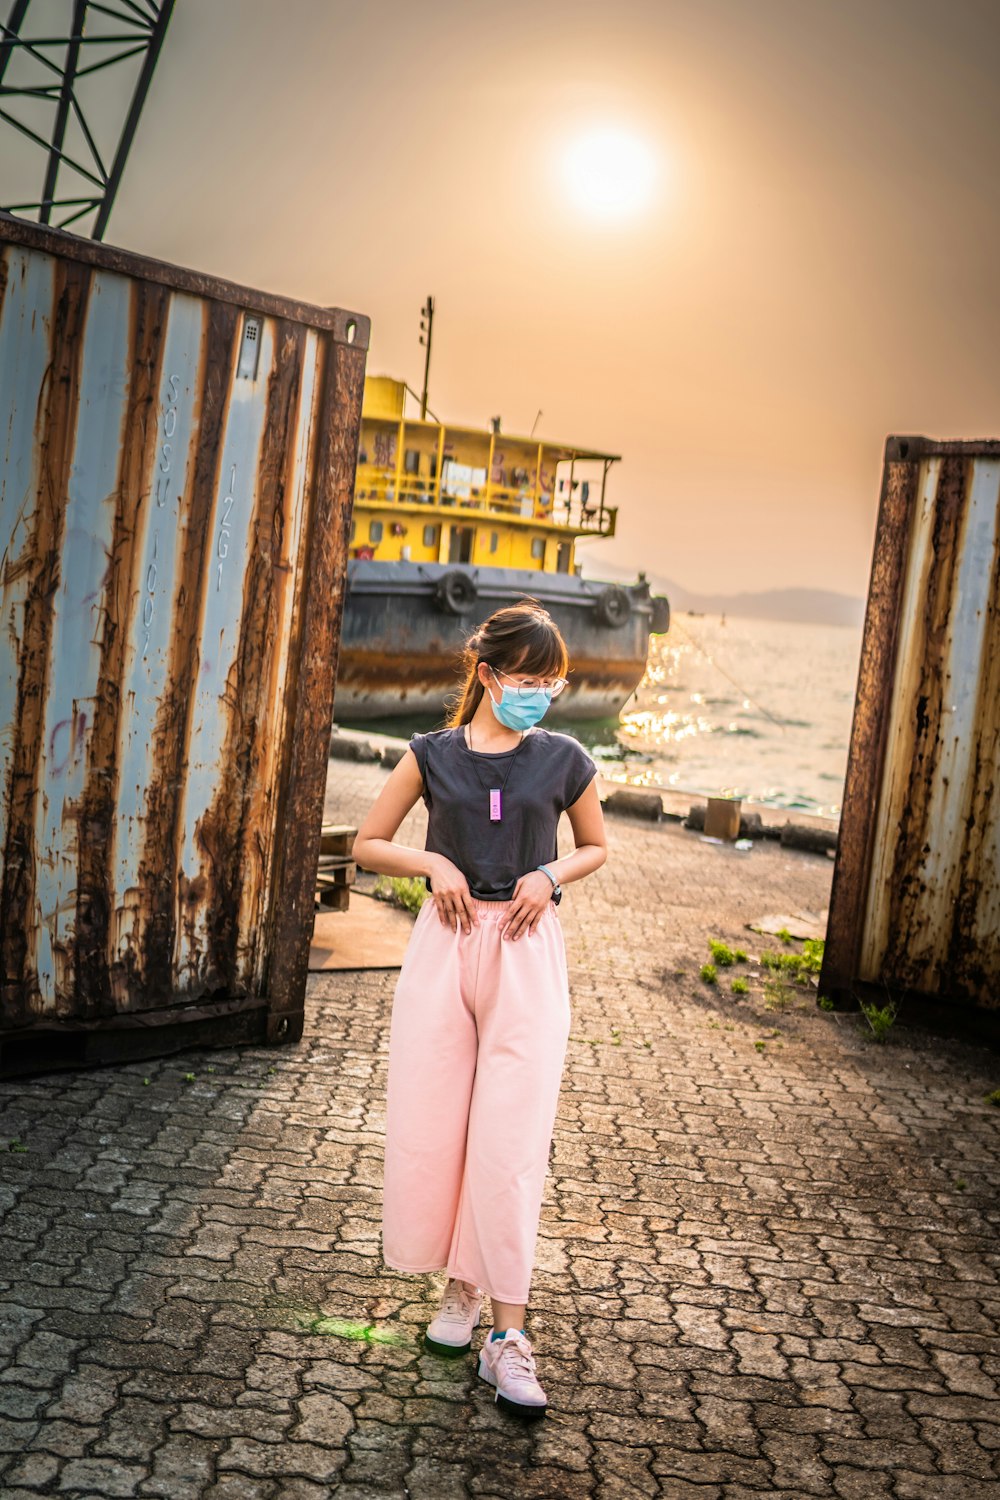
[446,601,569,727]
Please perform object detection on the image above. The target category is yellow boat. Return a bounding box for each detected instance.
[335,376,669,720]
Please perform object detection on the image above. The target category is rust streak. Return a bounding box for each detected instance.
[75,280,170,1018]
[195,319,307,997]
[0,257,90,1026]
[264,333,368,1040]
[820,450,918,1000]
[137,299,241,1002]
[946,481,1000,1005]
[234,322,309,989]
[0,251,8,344]
[883,455,966,986]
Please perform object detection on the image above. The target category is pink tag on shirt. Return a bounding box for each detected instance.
[489,789,502,822]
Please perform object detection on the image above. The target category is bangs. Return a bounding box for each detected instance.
[506,618,569,679]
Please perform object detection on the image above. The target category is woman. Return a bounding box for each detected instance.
[353,602,607,1420]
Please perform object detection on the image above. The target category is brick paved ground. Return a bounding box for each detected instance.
[1,756,999,1499]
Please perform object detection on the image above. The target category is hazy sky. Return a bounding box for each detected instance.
[6,0,999,596]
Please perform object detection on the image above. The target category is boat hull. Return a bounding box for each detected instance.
[334,562,668,721]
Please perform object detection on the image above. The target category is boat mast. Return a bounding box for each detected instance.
[418,294,434,419]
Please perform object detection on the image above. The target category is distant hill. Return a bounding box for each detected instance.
[584,562,865,628]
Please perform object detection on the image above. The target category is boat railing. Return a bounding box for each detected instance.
[354,465,615,535]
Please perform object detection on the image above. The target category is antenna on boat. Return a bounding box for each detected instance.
[418,294,435,419]
[530,409,543,438]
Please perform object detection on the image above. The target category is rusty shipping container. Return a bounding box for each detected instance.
[822,437,1000,1032]
[0,214,369,1075]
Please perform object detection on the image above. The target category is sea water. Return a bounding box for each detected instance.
[589,615,863,819]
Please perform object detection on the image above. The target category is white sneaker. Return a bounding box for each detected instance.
[424,1279,482,1356]
[478,1329,547,1420]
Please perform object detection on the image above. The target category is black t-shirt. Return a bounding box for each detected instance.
[410,726,597,901]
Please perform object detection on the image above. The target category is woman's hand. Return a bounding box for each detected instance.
[501,871,555,941]
[426,854,478,934]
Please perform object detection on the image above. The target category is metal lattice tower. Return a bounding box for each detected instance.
[0,0,174,239]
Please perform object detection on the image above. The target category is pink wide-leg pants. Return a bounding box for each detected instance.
[382,897,571,1305]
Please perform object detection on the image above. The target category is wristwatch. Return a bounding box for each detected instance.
[536,864,562,904]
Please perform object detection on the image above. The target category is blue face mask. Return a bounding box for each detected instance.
[488,672,553,731]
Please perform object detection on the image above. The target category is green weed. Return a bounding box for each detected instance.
[761,938,825,986]
[700,964,718,985]
[732,977,749,996]
[374,875,429,915]
[708,940,736,967]
[985,1089,1000,1108]
[764,979,792,1012]
[777,927,793,945]
[818,996,835,1011]
[799,939,824,973]
[859,998,897,1043]
[708,939,750,967]
[761,950,800,973]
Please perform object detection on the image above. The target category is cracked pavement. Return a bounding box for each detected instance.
[1,757,998,1497]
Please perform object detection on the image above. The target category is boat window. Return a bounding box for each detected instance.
[423,524,439,547]
[350,520,356,542]
[369,520,384,542]
[490,532,499,553]
[531,537,545,561]
[404,449,420,475]
[556,541,572,573]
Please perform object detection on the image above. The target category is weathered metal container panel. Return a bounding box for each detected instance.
[822,438,1000,1021]
[36,270,133,1010]
[0,245,55,870]
[0,215,369,1067]
[112,290,206,1000]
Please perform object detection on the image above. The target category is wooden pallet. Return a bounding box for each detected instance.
[315,835,357,912]
[315,882,351,912]
[320,824,356,857]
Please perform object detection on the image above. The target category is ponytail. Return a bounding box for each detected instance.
[448,646,487,727]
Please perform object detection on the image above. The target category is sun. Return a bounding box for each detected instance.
[562,126,658,220]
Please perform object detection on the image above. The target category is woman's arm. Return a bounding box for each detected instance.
[501,778,607,940]
[352,749,431,878]
[352,749,480,933]
[545,777,607,887]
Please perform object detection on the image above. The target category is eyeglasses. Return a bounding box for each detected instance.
[491,666,568,699]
